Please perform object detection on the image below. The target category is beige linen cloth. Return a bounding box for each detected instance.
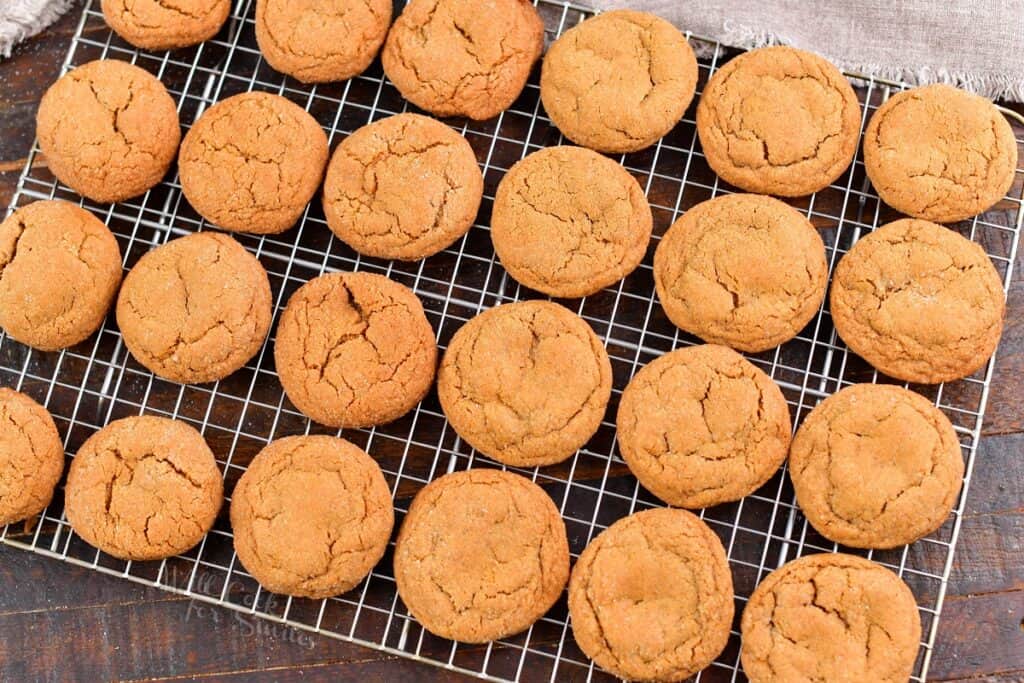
[592,0,1024,102]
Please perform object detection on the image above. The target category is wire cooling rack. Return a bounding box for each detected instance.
[2,1,1022,681]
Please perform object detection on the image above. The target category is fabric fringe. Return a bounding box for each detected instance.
[0,0,76,59]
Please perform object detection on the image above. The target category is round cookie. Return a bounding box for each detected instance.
[381,0,544,120]
[255,0,392,83]
[322,113,483,260]
[790,384,964,548]
[36,59,180,203]
[864,84,1017,223]
[231,435,393,598]
[696,46,861,197]
[653,194,829,352]
[0,200,122,351]
[830,218,1005,383]
[116,232,273,384]
[437,300,612,467]
[741,553,921,683]
[568,508,734,681]
[394,469,569,642]
[491,145,653,297]
[179,91,329,234]
[0,389,64,526]
[540,10,698,153]
[64,415,223,561]
[101,0,231,50]
[617,344,791,509]
[274,272,437,428]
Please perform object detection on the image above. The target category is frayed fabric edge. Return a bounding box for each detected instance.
[0,0,76,60]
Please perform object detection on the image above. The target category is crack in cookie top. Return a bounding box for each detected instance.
[0,389,64,526]
[101,0,231,50]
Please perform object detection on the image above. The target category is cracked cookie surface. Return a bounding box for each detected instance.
[323,113,483,260]
[741,553,921,683]
[491,145,652,297]
[540,10,697,153]
[393,469,569,642]
[381,0,544,120]
[179,91,329,234]
[790,384,963,549]
[864,84,1017,223]
[64,415,223,561]
[274,272,437,428]
[230,435,393,598]
[617,344,790,509]
[696,46,860,197]
[568,507,733,681]
[437,300,612,467]
[36,59,181,203]
[101,0,230,50]
[830,218,1004,383]
[116,232,273,384]
[255,0,391,83]
[0,389,64,526]
[654,194,828,352]
[0,200,122,351]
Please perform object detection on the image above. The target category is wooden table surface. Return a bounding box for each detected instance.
[1,10,1022,683]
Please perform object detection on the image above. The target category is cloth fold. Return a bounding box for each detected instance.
[0,0,75,59]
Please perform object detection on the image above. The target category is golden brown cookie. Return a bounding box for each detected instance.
[864,84,1017,223]
[255,0,392,83]
[322,113,483,260]
[394,469,569,643]
[540,10,698,153]
[568,508,734,681]
[101,0,231,50]
[790,384,963,549]
[491,145,653,297]
[437,300,612,467]
[179,91,329,234]
[381,0,544,120]
[274,272,437,428]
[617,344,791,509]
[36,59,180,203]
[830,218,1005,383]
[231,435,393,598]
[741,553,921,683]
[0,389,64,526]
[653,194,828,352]
[0,200,122,351]
[696,46,861,197]
[64,415,223,561]
[116,232,273,384]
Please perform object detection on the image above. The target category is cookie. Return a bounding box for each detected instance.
[322,113,483,260]
[36,59,181,203]
[864,84,1017,223]
[255,0,391,83]
[381,0,544,120]
[617,344,791,509]
[64,415,223,561]
[116,232,273,384]
[491,145,652,297]
[394,469,569,642]
[830,218,1005,383]
[696,46,861,197]
[741,553,921,683]
[179,91,329,234]
[790,383,964,549]
[568,508,733,681]
[654,194,829,352]
[0,200,122,351]
[231,435,393,598]
[274,272,437,428]
[540,10,698,153]
[0,389,64,526]
[101,0,231,50]
[437,300,612,467]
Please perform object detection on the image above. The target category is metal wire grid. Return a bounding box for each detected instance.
[1,0,1021,680]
